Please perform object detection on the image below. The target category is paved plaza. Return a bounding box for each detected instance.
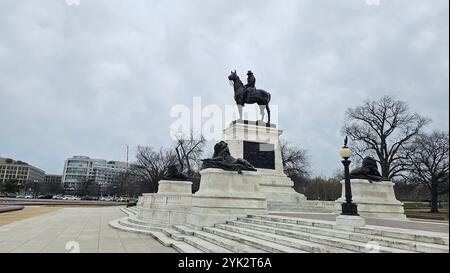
[0,206,176,253]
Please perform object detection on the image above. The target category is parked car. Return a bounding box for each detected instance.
[24,195,33,199]
[38,194,53,199]
[117,197,128,202]
[0,192,16,198]
[62,195,75,200]
[52,195,63,200]
[126,199,137,207]
[81,196,97,201]
[100,196,114,202]
[16,195,25,199]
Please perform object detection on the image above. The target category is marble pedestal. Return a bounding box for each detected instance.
[137,180,193,225]
[186,168,268,228]
[223,120,306,207]
[335,179,407,221]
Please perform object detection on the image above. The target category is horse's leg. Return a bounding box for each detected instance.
[259,105,265,123]
[237,104,243,121]
[266,104,271,124]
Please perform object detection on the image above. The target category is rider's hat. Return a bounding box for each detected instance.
[247,70,253,75]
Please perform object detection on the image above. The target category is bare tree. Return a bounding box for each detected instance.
[281,141,310,178]
[404,131,449,213]
[131,146,177,193]
[76,177,97,197]
[174,132,206,176]
[305,176,342,201]
[342,96,430,179]
[280,141,310,194]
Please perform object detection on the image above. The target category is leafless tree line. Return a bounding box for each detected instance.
[130,131,206,194]
[343,96,448,212]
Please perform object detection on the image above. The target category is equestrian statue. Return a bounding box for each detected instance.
[228,70,272,124]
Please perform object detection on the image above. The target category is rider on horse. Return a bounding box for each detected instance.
[244,70,256,100]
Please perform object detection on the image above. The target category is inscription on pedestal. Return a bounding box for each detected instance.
[243,141,275,170]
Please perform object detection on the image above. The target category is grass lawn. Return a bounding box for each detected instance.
[403,202,449,222]
[405,209,449,222]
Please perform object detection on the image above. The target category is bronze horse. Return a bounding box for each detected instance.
[228,71,271,124]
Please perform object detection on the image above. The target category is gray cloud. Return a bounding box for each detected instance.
[0,0,448,176]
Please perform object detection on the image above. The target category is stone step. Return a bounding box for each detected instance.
[354,225,449,246]
[215,223,355,253]
[180,235,233,253]
[160,228,186,241]
[109,218,203,253]
[173,225,262,252]
[250,214,449,247]
[268,205,333,213]
[120,207,137,217]
[126,207,138,213]
[118,218,167,233]
[228,220,416,253]
[238,217,446,253]
[173,225,195,236]
[193,229,266,253]
[127,216,172,228]
[250,214,335,229]
[202,226,305,253]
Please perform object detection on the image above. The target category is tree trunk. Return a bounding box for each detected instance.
[430,181,439,213]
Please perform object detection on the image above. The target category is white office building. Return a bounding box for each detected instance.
[62,156,128,192]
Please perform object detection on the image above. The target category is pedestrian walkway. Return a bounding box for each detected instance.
[0,206,176,253]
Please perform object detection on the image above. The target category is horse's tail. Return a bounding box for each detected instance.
[267,92,271,104]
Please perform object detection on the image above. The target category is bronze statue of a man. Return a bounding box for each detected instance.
[245,70,256,90]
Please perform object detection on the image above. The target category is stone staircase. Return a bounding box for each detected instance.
[121,206,139,217]
[268,204,333,213]
[110,209,449,253]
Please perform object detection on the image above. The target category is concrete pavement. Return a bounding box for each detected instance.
[0,206,176,253]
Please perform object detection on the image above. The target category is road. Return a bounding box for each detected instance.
[0,197,125,206]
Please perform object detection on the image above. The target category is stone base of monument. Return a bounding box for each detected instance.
[335,215,366,232]
[224,120,307,210]
[136,180,193,226]
[259,174,307,206]
[334,179,407,221]
[185,168,268,228]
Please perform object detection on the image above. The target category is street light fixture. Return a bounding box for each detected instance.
[340,137,359,216]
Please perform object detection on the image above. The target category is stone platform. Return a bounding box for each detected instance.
[136,180,193,226]
[224,120,306,208]
[335,179,407,220]
[186,168,268,228]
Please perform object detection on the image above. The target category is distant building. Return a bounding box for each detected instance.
[62,156,128,193]
[45,174,62,184]
[0,157,46,186]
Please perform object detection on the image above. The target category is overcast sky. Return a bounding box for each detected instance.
[0,0,448,176]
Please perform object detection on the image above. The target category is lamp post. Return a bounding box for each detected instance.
[339,137,358,216]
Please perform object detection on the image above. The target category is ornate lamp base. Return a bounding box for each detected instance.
[341,202,359,216]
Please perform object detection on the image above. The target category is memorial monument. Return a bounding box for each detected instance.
[225,71,307,209]
[130,70,307,229]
